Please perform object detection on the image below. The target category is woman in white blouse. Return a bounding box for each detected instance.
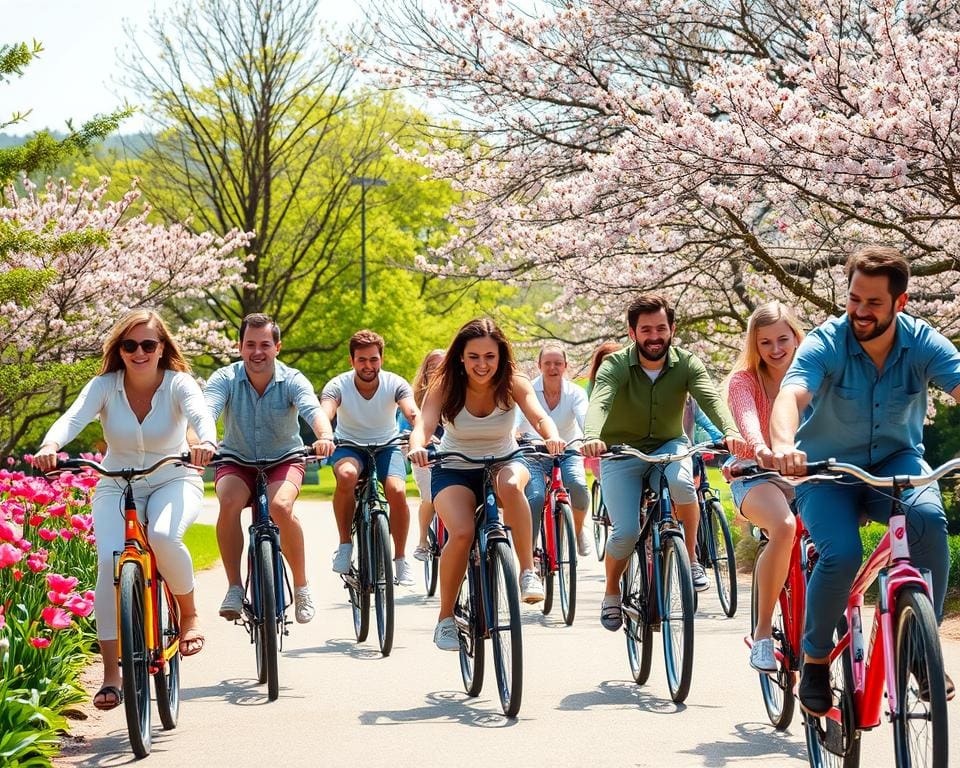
[35,309,216,710]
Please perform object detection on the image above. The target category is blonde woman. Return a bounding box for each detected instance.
[35,310,216,709]
[409,349,445,562]
[725,301,805,672]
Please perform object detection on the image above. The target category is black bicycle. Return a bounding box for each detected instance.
[605,441,725,703]
[591,474,610,561]
[692,452,737,617]
[336,434,408,657]
[212,447,316,701]
[427,445,534,717]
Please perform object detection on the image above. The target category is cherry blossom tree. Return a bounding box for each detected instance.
[369,0,960,357]
[0,178,249,452]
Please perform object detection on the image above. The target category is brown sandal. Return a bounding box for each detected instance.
[179,628,205,657]
[93,685,123,710]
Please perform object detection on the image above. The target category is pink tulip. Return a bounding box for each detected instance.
[75,475,99,490]
[23,453,35,466]
[0,605,5,630]
[41,605,73,630]
[6,457,14,467]
[13,568,22,581]
[26,552,49,572]
[64,594,95,618]
[60,528,75,541]
[47,573,80,593]
[46,504,67,518]
[0,520,16,541]
[30,636,51,648]
[70,514,93,532]
[37,528,58,542]
[16,538,31,552]
[47,590,69,605]
[28,513,44,526]
[0,542,23,568]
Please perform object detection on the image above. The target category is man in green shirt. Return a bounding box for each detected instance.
[583,294,746,630]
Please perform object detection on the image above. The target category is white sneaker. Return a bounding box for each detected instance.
[413,545,430,562]
[395,558,415,586]
[577,527,592,557]
[219,584,244,621]
[691,562,710,592]
[750,637,778,673]
[332,543,353,574]
[294,585,315,624]
[520,569,545,604]
[433,616,459,651]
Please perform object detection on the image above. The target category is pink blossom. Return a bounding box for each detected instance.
[60,528,75,541]
[47,573,80,592]
[0,604,5,630]
[70,514,93,532]
[41,605,73,630]
[47,590,69,605]
[26,551,49,572]
[46,504,67,518]
[30,636,51,649]
[63,594,95,618]
[0,542,23,568]
[37,528,58,542]
[13,568,22,582]
[16,538,31,552]
[74,475,100,491]
[0,520,16,541]
[28,513,44,526]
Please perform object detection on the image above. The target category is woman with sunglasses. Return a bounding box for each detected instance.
[35,309,216,710]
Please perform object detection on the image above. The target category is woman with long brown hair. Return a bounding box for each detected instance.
[408,318,563,651]
[408,348,445,561]
[35,309,216,709]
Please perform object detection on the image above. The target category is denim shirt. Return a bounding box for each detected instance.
[204,360,321,461]
[782,313,960,466]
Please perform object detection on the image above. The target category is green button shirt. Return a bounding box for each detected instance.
[584,343,738,452]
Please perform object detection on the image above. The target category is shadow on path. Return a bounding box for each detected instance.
[557,679,701,714]
[677,721,807,766]
[359,690,520,729]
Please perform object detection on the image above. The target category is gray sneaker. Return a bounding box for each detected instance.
[413,545,430,562]
[750,637,778,672]
[433,616,459,651]
[394,558,415,586]
[691,562,710,592]
[520,569,545,604]
[332,543,353,574]
[294,585,315,624]
[577,527,592,557]
[219,585,244,621]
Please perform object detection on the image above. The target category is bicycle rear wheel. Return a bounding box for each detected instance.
[488,539,523,717]
[119,561,152,757]
[661,535,695,703]
[539,515,554,616]
[622,545,653,684]
[892,587,948,768]
[154,578,180,731]
[751,542,795,730]
[456,562,484,696]
[372,513,395,656]
[424,520,439,597]
[349,527,370,642]
[707,499,737,617]
[556,502,577,625]
[254,538,280,701]
[803,620,861,768]
[592,480,608,561]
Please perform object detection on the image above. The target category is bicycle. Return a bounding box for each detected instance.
[603,441,725,703]
[211,447,317,701]
[692,452,737,617]
[527,441,580,625]
[423,512,446,597]
[738,459,953,767]
[426,445,534,717]
[335,434,409,657]
[52,454,190,758]
[590,467,610,561]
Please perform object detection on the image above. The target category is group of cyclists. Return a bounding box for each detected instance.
[33,243,957,719]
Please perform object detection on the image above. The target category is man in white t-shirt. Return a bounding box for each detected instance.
[321,330,419,585]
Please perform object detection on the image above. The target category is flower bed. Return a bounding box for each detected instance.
[0,459,99,766]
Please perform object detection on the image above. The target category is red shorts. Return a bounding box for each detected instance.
[214,460,305,501]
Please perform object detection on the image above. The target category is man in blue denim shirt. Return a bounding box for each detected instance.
[770,246,960,714]
[205,313,335,625]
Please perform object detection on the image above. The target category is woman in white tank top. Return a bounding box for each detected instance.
[408,318,564,651]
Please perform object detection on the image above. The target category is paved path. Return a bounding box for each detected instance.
[57,499,959,767]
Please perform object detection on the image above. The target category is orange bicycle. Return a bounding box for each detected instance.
[54,453,190,758]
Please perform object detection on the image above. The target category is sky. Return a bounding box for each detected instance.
[3,0,369,134]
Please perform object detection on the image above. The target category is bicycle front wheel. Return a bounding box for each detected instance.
[373,513,395,656]
[456,562,484,696]
[154,578,180,730]
[349,528,370,643]
[751,542,794,730]
[556,502,577,625]
[488,539,523,717]
[119,561,152,757]
[892,587,948,768]
[622,545,653,684]
[661,535,695,703]
[424,521,439,597]
[707,499,737,617]
[254,538,280,701]
[592,479,608,561]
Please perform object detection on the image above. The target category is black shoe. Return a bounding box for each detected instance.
[799,661,832,716]
[919,670,955,703]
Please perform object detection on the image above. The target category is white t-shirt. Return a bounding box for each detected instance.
[440,403,519,468]
[321,370,412,443]
[516,376,587,443]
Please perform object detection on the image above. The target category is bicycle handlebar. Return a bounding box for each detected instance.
[730,457,960,488]
[599,441,728,464]
[53,453,192,479]
[211,446,317,469]
[426,444,537,467]
[333,433,410,453]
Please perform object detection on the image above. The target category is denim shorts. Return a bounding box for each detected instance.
[331,445,406,482]
[431,465,486,505]
[723,457,794,511]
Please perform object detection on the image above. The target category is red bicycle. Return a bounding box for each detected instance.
[531,446,580,625]
[740,459,952,768]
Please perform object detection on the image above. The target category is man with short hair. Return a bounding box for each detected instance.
[771,245,960,714]
[205,313,335,624]
[322,330,419,586]
[583,295,745,631]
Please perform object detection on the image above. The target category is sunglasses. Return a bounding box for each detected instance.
[119,339,161,354]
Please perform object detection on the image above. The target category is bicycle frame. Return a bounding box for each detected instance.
[472,464,511,638]
[246,466,290,635]
[540,456,571,572]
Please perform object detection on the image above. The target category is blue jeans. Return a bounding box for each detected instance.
[524,453,590,534]
[599,438,695,561]
[330,445,406,483]
[796,450,950,658]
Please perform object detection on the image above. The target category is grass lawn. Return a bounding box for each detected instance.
[203,464,419,500]
[184,523,220,571]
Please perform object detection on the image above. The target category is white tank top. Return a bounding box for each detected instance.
[440,402,518,467]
